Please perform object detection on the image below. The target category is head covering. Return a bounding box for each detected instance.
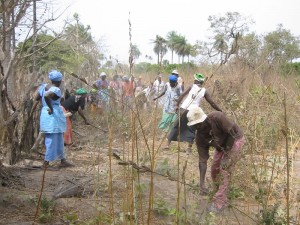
[172,70,179,75]
[123,76,129,82]
[169,75,178,82]
[158,74,162,78]
[187,106,207,126]
[100,72,107,77]
[90,88,98,94]
[76,88,87,95]
[49,70,62,81]
[194,73,205,82]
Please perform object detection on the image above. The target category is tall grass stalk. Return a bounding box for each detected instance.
[147,99,159,225]
[283,93,290,225]
[135,130,145,225]
[108,122,115,224]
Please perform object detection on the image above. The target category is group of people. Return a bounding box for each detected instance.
[86,69,183,114]
[32,69,244,214]
[154,72,244,213]
[90,72,137,113]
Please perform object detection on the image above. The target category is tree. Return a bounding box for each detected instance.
[236,32,262,69]
[263,24,300,65]
[63,13,102,82]
[0,1,84,165]
[166,31,179,64]
[152,35,168,66]
[0,0,34,164]
[130,44,141,62]
[18,33,74,72]
[199,12,253,64]
[174,35,189,63]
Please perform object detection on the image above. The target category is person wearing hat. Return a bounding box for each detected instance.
[93,72,109,113]
[154,75,182,133]
[187,106,244,212]
[36,70,73,167]
[165,73,222,153]
[171,70,184,91]
[61,88,89,145]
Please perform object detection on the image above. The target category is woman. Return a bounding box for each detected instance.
[61,88,89,145]
[165,73,222,153]
[93,72,109,113]
[154,75,182,133]
[37,70,73,167]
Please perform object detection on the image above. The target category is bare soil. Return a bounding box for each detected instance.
[0,121,299,225]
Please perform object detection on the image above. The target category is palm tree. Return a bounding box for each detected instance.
[152,35,168,65]
[183,44,198,63]
[166,31,179,64]
[174,35,189,63]
[130,44,141,62]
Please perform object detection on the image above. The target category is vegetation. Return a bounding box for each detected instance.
[0,2,300,225]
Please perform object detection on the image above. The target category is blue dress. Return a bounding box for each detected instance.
[38,84,66,162]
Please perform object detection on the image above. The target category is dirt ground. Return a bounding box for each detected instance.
[0,119,299,225]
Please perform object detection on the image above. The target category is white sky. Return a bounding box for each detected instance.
[51,0,300,64]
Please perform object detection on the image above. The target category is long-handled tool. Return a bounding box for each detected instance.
[87,122,108,133]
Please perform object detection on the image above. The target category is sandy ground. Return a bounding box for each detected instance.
[0,121,299,225]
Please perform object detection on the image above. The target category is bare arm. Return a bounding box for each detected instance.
[204,90,222,111]
[30,92,41,116]
[153,85,167,100]
[92,81,98,89]
[44,92,56,114]
[78,106,88,124]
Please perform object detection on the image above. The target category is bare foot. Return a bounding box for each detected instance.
[59,161,75,168]
[200,186,209,195]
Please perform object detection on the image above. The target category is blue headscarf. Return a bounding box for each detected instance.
[49,70,63,81]
[169,75,178,82]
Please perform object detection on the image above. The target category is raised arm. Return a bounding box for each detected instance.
[153,85,167,100]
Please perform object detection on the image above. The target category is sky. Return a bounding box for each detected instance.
[51,0,300,64]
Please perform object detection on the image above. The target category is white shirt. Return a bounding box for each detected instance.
[180,84,206,110]
[153,79,165,95]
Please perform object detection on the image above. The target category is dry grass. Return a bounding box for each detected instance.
[1,63,300,225]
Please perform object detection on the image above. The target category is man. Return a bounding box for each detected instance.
[61,88,89,145]
[187,106,244,212]
[154,75,182,133]
[171,70,184,91]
